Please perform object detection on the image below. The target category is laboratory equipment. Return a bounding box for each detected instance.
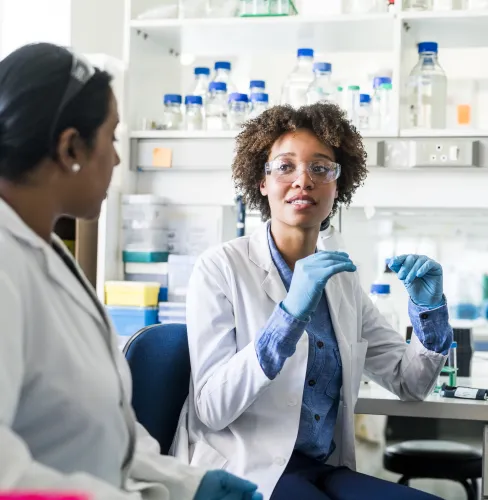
[336,86,344,109]
[379,82,393,130]
[189,67,210,102]
[184,95,204,131]
[240,0,296,15]
[228,93,249,129]
[206,81,229,131]
[212,61,236,93]
[467,0,488,7]
[105,281,161,307]
[346,85,361,127]
[369,284,400,332]
[403,0,432,9]
[249,92,269,118]
[250,80,266,95]
[448,341,458,385]
[408,41,447,129]
[306,62,334,105]
[161,94,183,130]
[240,0,269,15]
[370,76,391,130]
[358,94,371,130]
[281,48,315,108]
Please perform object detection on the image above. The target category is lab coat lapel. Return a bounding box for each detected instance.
[249,223,287,305]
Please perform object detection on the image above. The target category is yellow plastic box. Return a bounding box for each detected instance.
[105,281,161,307]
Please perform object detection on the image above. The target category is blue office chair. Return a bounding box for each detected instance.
[123,323,190,454]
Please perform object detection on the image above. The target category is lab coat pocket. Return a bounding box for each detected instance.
[190,440,228,469]
[351,340,368,400]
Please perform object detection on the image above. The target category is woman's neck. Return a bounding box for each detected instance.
[270,219,320,271]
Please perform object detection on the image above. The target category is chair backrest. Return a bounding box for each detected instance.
[123,323,190,454]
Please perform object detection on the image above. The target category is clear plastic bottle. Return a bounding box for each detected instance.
[346,85,360,127]
[371,76,391,130]
[336,86,344,109]
[249,92,269,119]
[184,95,204,131]
[369,284,400,332]
[189,67,210,103]
[281,48,315,108]
[358,94,371,130]
[379,82,393,130]
[206,82,228,131]
[250,80,266,96]
[306,62,334,105]
[161,94,183,130]
[408,41,447,129]
[467,0,488,7]
[228,93,249,129]
[212,61,237,94]
[403,0,432,9]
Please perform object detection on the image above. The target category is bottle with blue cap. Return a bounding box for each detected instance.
[370,76,391,130]
[212,61,236,94]
[206,82,229,131]
[369,283,400,332]
[306,62,334,105]
[162,94,183,130]
[408,41,447,129]
[249,93,269,119]
[249,80,266,96]
[189,67,210,104]
[184,95,204,131]
[281,48,315,108]
[358,94,371,130]
[228,93,249,130]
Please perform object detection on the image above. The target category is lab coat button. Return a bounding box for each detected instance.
[274,457,286,466]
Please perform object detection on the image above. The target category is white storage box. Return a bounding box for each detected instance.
[122,194,167,229]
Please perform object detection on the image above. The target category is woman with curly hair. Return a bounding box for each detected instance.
[173,103,451,500]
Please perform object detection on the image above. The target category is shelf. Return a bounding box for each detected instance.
[399,9,488,48]
[400,128,488,138]
[130,13,395,54]
[130,130,238,139]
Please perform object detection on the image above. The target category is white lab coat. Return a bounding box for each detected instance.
[172,222,447,500]
[0,199,204,500]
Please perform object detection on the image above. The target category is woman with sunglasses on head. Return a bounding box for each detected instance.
[175,103,452,500]
[0,43,262,500]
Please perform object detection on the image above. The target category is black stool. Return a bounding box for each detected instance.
[383,440,482,500]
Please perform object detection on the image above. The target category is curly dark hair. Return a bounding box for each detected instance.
[232,102,368,221]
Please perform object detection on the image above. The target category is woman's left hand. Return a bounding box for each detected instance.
[388,255,444,309]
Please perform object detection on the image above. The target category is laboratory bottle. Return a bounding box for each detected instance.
[189,67,210,103]
[212,61,237,94]
[249,92,269,119]
[228,92,249,129]
[403,0,432,9]
[370,76,391,130]
[281,48,315,108]
[369,284,400,332]
[250,79,266,96]
[408,41,447,129]
[306,62,334,105]
[206,82,229,131]
[467,0,488,7]
[161,94,183,130]
[379,82,393,130]
[358,94,371,130]
[346,85,360,127]
[184,95,204,131]
[448,341,458,385]
[336,86,344,110]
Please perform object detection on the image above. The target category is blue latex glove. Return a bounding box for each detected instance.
[194,470,263,500]
[282,251,356,321]
[388,254,444,309]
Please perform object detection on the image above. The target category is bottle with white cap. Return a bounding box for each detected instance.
[212,61,237,93]
[369,283,400,332]
[281,48,315,108]
[306,62,334,105]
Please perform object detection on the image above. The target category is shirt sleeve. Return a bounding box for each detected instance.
[408,298,453,355]
[255,303,308,380]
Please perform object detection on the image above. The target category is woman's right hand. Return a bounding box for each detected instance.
[194,470,263,500]
[282,251,356,321]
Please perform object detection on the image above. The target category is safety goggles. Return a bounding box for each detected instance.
[49,51,96,144]
[264,159,341,185]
